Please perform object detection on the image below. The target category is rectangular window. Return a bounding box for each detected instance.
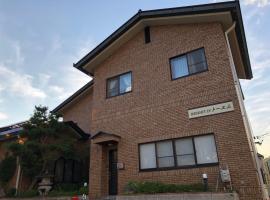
[139,143,156,169]
[175,138,195,166]
[107,72,132,98]
[194,135,218,164]
[139,134,218,170]
[170,48,208,80]
[156,141,174,168]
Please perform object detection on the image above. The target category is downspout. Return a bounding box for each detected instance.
[225,22,268,199]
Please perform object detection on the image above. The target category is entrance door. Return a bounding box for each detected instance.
[109,149,118,195]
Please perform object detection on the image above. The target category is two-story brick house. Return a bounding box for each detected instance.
[53,1,266,199]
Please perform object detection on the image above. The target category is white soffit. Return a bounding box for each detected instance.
[84,12,233,74]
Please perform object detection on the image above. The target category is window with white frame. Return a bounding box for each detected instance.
[139,134,218,170]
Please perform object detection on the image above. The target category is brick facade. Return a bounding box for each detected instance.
[61,89,93,134]
[61,23,263,199]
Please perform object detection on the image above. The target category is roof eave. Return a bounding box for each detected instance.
[51,80,94,113]
[74,1,252,79]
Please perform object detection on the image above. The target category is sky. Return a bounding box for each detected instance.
[0,0,269,156]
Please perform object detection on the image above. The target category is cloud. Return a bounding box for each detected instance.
[243,0,270,7]
[75,38,96,61]
[212,0,270,7]
[49,38,95,102]
[0,112,8,120]
[13,42,25,65]
[3,41,25,66]
[240,30,270,157]
[38,73,51,87]
[0,64,46,99]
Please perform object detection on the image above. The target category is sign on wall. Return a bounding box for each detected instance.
[188,101,234,119]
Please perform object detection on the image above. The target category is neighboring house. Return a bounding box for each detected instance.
[0,121,90,193]
[258,153,270,197]
[0,121,26,195]
[52,1,266,200]
[265,157,270,195]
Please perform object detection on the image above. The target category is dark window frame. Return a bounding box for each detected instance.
[53,157,82,183]
[156,140,175,168]
[169,47,208,81]
[106,71,132,98]
[138,133,219,172]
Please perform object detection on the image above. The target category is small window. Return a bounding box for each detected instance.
[139,143,156,169]
[107,72,132,98]
[194,135,218,164]
[170,48,207,80]
[175,138,195,166]
[156,141,174,168]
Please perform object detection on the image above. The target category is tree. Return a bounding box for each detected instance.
[6,105,80,186]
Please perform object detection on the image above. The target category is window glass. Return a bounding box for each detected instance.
[175,138,195,166]
[187,48,206,65]
[171,56,189,79]
[64,159,73,182]
[73,161,81,183]
[187,49,207,74]
[120,73,132,93]
[156,141,174,168]
[54,158,64,183]
[189,62,207,74]
[194,135,218,164]
[107,78,118,97]
[140,143,156,169]
[171,48,207,79]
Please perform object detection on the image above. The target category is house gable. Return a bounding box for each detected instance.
[74,1,252,79]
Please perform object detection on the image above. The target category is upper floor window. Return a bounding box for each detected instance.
[139,134,218,170]
[170,48,208,80]
[107,72,132,98]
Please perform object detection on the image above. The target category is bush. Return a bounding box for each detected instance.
[48,183,87,197]
[17,190,39,198]
[53,183,80,191]
[0,156,17,185]
[5,188,16,197]
[125,181,205,194]
[78,186,88,195]
[48,190,78,197]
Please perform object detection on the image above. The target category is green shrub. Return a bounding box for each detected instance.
[5,188,16,197]
[53,183,80,191]
[125,181,205,194]
[48,183,85,197]
[17,189,39,198]
[48,190,78,197]
[78,186,88,195]
[0,156,17,185]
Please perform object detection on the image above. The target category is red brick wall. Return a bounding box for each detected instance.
[86,23,262,199]
[61,89,93,134]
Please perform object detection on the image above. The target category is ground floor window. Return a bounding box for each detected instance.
[139,134,218,170]
[54,157,82,183]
